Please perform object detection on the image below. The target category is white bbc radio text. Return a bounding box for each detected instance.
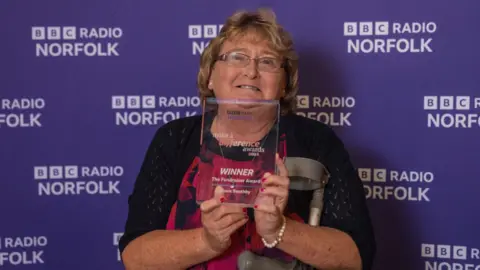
[344,21,436,54]
[0,113,41,128]
[0,98,44,128]
[359,168,432,202]
[296,112,352,127]
[358,168,434,183]
[0,236,47,266]
[32,26,122,40]
[296,95,355,109]
[189,24,223,55]
[113,233,123,262]
[344,21,437,36]
[34,166,122,196]
[424,96,480,128]
[34,166,123,179]
[115,111,198,126]
[112,96,199,126]
[422,244,480,270]
[32,26,122,57]
[295,96,354,127]
[36,43,119,57]
[112,96,200,109]
[1,98,45,110]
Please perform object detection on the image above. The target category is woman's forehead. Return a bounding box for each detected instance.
[222,33,279,56]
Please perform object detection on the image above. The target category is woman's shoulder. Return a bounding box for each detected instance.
[282,113,340,145]
[281,113,349,166]
[144,115,204,161]
[151,115,203,141]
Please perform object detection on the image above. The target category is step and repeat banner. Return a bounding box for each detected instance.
[1,0,479,269]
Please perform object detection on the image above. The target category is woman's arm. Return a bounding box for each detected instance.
[122,228,220,270]
[119,119,215,269]
[270,219,362,270]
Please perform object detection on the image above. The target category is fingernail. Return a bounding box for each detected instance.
[220,197,225,203]
[254,205,258,209]
[261,178,266,182]
[243,208,247,213]
[260,188,265,192]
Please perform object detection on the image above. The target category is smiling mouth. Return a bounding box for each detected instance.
[236,85,261,92]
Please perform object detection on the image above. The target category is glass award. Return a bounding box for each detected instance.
[196,97,280,207]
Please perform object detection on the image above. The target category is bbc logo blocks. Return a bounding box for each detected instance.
[111,96,156,109]
[32,27,76,40]
[296,95,309,109]
[358,168,387,182]
[188,25,223,39]
[344,22,389,36]
[34,166,79,180]
[424,96,471,110]
[421,244,469,260]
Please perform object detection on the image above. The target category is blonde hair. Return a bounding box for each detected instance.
[197,8,299,115]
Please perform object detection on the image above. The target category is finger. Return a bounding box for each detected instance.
[200,198,221,213]
[223,216,249,236]
[275,153,288,177]
[262,175,289,188]
[200,186,226,213]
[254,193,274,207]
[212,204,246,220]
[260,186,288,198]
[213,185,225,199]
[216,212,248,229]
[254,202,278,215]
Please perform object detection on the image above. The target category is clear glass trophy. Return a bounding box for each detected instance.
[196,97,280,207]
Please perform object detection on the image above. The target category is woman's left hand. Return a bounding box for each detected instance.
[254,153,290,242]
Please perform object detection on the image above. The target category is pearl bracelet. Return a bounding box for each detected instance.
[261,215,286,248]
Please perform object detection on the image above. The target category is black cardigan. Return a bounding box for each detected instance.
[119,112,376,269]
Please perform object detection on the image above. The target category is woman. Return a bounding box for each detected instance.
[119,8,376,270]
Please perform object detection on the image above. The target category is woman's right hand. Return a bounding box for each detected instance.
[200,187,248,254]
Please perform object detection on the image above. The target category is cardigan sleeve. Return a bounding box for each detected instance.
[118,122,181,254]
[317,126,376,270]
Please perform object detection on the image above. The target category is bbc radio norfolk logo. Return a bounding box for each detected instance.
[359,167,433,202]
[31,26,122,57]
[295,95,355,127]
[0,98,45,128]
[421,243,480,269]
[188,24,223,55]
[343,21,437,54]
[0,236,47,266]
[33,165,123,196]
[111,95,200,126]
[424,96,480,128]
[113,233,123,262]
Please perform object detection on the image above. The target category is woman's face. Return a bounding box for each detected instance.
[209,32,286,101]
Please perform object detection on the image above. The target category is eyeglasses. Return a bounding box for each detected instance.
[217,51,284,73]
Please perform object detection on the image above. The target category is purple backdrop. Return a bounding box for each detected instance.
[1,0,479,269]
